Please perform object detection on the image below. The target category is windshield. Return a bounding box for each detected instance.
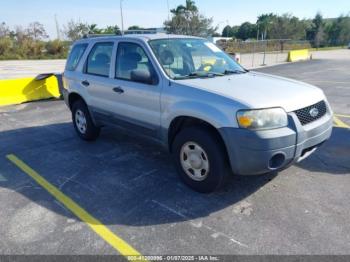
[149,38,246,79]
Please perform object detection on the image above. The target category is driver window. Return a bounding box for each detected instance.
[152,43,192,77]
[116,42,154,81]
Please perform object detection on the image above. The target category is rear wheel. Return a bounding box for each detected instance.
[72,100,100,141]
[172,127,230,193]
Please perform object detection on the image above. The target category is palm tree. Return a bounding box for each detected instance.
[170,0,198,15]
[185,0,198,12]
[257,13,276,40]
[88,24,102,34]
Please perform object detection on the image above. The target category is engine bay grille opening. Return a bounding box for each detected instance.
[294,100,327,125]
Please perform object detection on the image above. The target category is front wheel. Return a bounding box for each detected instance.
[72,100,100,141]
[172,127,230,193]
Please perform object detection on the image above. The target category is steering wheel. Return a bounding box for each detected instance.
[198,63,214,72]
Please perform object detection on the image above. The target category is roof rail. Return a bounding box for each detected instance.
[124,29,164,35]
[82,33,121,39]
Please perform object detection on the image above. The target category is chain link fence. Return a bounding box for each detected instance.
[216,39,313,69]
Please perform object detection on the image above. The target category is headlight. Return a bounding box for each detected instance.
[236,108,288,130]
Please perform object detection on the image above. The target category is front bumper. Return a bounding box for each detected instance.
[219,111,333,175]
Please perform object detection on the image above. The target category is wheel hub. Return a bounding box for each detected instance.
[180,142,210,181]
[188,153,202,169]
[75,110,87,134]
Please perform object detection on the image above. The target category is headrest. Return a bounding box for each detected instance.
[121,52,142,63]
[95,53,110,64]
[159,50,174,66]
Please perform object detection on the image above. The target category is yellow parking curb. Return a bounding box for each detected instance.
[287,49,310,62]
[0,76,60,107]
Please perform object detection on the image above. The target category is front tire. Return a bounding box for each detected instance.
[72,100,100,141]
[172,127,230,193]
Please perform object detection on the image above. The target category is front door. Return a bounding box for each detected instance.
[108,41,162,138]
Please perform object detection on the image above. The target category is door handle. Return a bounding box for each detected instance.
[113,86,124,94]
[82,80,90,87]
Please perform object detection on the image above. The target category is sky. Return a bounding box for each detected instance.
[1,0,349,38]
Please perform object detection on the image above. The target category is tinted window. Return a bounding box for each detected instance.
[116,42,155,82]
[86,42,114,77]
[66,44,87,71]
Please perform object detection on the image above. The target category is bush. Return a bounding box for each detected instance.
[46,40,68,58]
[0,37,70,60]
[0,37,12,56]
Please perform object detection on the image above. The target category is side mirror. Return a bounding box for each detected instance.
[130,69,156,85]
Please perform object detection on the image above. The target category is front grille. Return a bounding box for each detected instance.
[294,100,327,125]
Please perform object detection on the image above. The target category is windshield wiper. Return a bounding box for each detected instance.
[188,71,224,77]
[173,71,223,80]
[223,69,248,75]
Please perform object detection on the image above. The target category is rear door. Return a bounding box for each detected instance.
[81,41,118,120]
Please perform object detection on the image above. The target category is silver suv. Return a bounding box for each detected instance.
[63,34,333,193]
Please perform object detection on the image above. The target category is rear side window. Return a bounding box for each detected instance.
[86,42,114,77]
[66,44,88,71]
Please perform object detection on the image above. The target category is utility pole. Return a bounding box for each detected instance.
[55,14,60,40]
[120,0,125,35]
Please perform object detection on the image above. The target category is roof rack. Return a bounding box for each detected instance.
[124,29,160,35]
[83,34,120,39]
[82,28,166,39]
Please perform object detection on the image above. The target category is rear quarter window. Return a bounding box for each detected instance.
[66,43,88,71]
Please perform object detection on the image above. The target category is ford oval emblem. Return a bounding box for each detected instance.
[309,108,319,118]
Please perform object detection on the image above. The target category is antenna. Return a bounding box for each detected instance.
[120,0,125,35]
[166,0,170,21]
[54,14,60,40]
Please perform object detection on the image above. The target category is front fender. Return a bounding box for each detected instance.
[160,100,235,147]
[163,101,231,129]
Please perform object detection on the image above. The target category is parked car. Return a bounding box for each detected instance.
[63,34,333,193]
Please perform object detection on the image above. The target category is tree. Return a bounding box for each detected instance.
[236,22,256,40]
[257,13,277,39]
[26,22,48,40]
[128,25,143,30]
[0,22,10,37]
[164,0,216,37]
[314,27,325,47]
[307,13,326,47]
[170,0,198,15]
[268,14,306,40]
[87,24,102,34]
[14,26,28,43]
[222,25,239,38]
[103,25,121,35]
[337,16,350,45]
[0,37,12,56]
[327,15,350,45]
[46,39,67,56]
[64,20,89,40]
[222,25,232,37]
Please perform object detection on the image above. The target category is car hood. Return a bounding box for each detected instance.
[176,72,325,112]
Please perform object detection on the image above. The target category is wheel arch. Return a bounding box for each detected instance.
[68,92,98,126]
[167,116,231,167]
[68,92,86,109]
